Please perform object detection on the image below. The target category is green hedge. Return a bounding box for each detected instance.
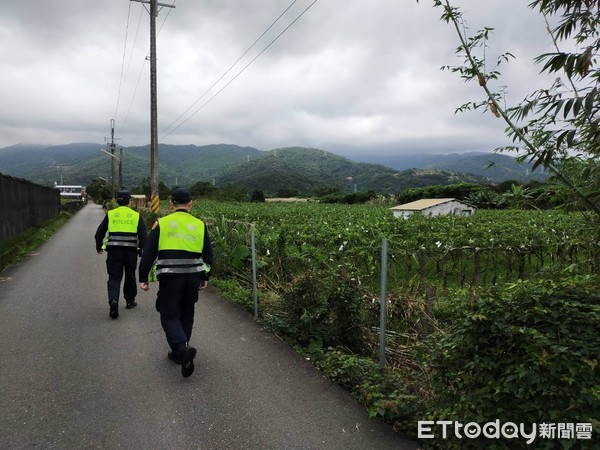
[421,275,600,449]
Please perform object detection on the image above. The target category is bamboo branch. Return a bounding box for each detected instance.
[442,0,600,214]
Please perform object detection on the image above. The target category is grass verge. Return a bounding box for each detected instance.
[0,211,74,275]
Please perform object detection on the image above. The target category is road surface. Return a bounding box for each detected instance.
[0,203,417,449]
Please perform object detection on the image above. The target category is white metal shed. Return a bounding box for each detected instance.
[390,198,476,218]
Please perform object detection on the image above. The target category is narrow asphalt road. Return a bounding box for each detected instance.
[0,203,418,449]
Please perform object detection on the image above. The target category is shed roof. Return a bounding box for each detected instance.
[390,198,459,211]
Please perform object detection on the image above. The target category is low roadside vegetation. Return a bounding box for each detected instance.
[0,210,74,274]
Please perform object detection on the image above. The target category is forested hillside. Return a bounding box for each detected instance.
[217,147,488,195]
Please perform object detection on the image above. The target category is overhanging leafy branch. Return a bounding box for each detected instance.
[419,0,600,214]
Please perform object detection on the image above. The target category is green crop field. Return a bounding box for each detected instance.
[192,200,598,294]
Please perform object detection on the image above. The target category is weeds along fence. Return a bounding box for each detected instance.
[206,213,600,368]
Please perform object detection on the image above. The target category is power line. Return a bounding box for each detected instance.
[117,6,145,127]
[160,0,301,138]
[120,58,148,133]
[161,0,317,139]
[114,2,144,131]
[113,1,133,121]
[168,0,319,135]
[157,0,177,36]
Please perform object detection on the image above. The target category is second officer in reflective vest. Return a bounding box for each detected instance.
[138,188,213,378]
[95,190,147,319]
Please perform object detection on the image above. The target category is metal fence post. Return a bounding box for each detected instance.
[251,227,258,317]
[379,238,388,368]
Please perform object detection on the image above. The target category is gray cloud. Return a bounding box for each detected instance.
[0,0,558,156]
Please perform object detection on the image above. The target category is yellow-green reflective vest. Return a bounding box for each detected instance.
[154,212,209,277]
[104,206,140,249]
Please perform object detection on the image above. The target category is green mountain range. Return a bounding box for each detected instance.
[351,151,548,182]
[0,143,536,195]
[216,147,488,195]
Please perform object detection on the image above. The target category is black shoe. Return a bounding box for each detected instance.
[167,351,182,365]
[126,300,137,309]
[181,346,197,378]
[109,301,119,319]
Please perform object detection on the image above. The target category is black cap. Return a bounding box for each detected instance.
[171,188,192,204]
[116,190,131,202]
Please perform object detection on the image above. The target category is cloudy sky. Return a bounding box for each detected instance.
[1,0,558,157]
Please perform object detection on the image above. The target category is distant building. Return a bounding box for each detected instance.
[131,194,147,209]
[265,198,309,203]
[391,198,476,219]
[54,184,84,199]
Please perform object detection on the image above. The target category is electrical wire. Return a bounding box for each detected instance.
[113,1,133,122]
[161,0,319,140]
[117,6,145,131]
[120,59,148,134]
[159,0,300,138]
[158,0,177,36]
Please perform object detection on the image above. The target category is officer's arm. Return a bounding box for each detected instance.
[94,216,109,253]
[201,225,214,281]
[139,224,159,283]
[137,217,148,256]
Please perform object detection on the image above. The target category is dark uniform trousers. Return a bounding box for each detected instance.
[156,273,202,351]
[106,248,138,303]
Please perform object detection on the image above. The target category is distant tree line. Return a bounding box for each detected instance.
[393,180,570,210]
[86,175,570,211]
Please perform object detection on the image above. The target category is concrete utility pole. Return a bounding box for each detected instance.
[100,146,124,192]
[107,118,117,200]
[131,0,175,214]
[118,147,124,191]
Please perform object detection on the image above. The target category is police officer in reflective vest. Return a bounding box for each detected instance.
[138,188,213,378]
[95,190,147,319]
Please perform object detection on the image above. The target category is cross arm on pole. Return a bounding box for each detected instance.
[100,149,123,161]
[130,0,176,9]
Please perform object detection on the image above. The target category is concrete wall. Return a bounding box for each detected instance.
[0,173,61,243]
